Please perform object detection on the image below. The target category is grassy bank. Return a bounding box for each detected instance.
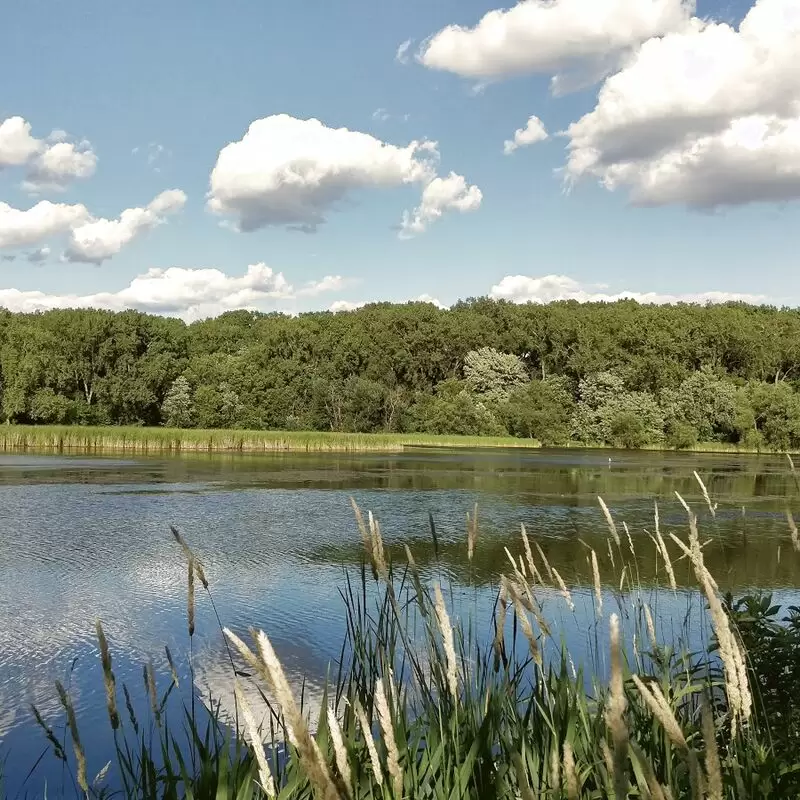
[0,424,794,457]
[21,494,800,798]
[566,439,800,455]
[0,425,535,453]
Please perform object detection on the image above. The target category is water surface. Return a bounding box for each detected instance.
[0,447,798,794]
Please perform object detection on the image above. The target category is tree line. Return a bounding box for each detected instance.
[2,298,800,449]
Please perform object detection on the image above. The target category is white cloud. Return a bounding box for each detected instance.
[208,115,479,235]
[299,274,346,296]
[0,117,42,167]
[489,274,770,305]
[208,115,435,232]
[23,141,98,192]
[418,0,693,84]
[396,38,413,64]
[329,299,366,313]
[372,108,390,122]
[565,0,800,207]
[400,172,482,236]
[413,293,446,308]
[26,246,51,263]
[0,116,97,191]
[503,115,548,154]
[65,189,187,264]
[0,200,90,249]
[0,263,345,321]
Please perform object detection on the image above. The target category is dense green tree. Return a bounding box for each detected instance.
[503,378,574,445]
[0,299,798,448]
[660,369,739,443]
[573,372,664,446]
[405,380,505,437]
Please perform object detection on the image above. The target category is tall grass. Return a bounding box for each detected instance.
[23,496,800,799]
[0,425,534,454]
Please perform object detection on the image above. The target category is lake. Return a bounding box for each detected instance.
[0,447,798,795]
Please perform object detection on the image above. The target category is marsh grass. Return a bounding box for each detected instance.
[0,425,532,454]
[23,490,800,799]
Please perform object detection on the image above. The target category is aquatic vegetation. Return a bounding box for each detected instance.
[21,495,800,798]
[0,425,531,453]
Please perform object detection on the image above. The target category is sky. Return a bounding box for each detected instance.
[0,0,798,320]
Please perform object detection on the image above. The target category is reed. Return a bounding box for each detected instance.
[0,424,535,454]
[27,495,800,800]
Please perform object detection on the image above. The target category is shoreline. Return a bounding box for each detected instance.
[0,425,793,456]
[0,425,538,453]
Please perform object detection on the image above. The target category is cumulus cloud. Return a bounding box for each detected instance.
[0,116,97,191]
[0,200,90,249]
[418,0,693,85]
[413,293,446,308]
[330,293,446,313]
[329,299,366,313]
[565,0,800,207]
[0,263,345,321]
[503,116,548,154]
[208,115,479,236]
[23,141,98,192]
[65,189,187,264]
[489,274,770,305]
[0,117,42,167]
[400,172,482,236]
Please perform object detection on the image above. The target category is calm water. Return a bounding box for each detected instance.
[0,447,798,794]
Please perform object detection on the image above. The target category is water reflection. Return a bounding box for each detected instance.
[0,447,798,795]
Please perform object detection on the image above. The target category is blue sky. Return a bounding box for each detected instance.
[0,0,798,318]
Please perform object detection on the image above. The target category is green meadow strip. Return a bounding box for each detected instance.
[0,425,536,453]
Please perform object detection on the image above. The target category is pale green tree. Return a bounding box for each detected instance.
[161,376,194,428]
[463,347,528,403]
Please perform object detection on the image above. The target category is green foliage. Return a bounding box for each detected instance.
[660,369,740,442]
[573,372,665,446]
[161,376,194,428]
[405,379,506,436]
[3,300,800,449]
[502,378,575,445]
[463,347,528,403]
[742,382,800,451]
[29,387,77,424]
[726,593,800,771]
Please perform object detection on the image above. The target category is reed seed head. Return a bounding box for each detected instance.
[598,496,620,546]
[591,549,602,618]
[56,680,87,793]
[631,674,687,752]
[701,696,723,800]
[563,741,579,800]
[375,677,403,797]
[551,567,575,612]
[433,582,458,701]
[95,620,119,730]
[353,700,383,787]
[326,705,353,797]
[235,681,276,798]
[254,629,339,800]
[607,614,629,800]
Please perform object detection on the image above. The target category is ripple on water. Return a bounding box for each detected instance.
[0,449,798,796]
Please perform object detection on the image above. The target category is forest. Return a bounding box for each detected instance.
[2,297,800,450]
